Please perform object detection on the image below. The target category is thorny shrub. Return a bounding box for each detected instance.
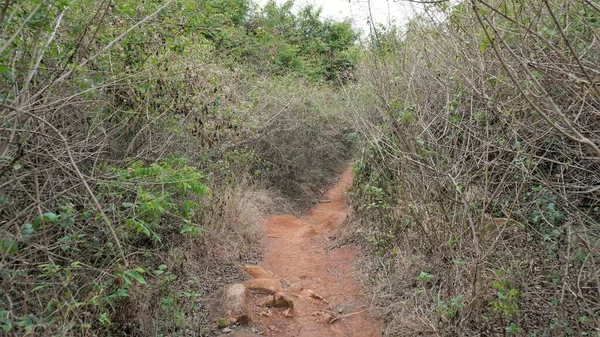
[347,0,600,335]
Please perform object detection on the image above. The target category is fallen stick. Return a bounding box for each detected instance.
[328,310,365,324]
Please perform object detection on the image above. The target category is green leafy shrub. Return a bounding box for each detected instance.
[490,271,521,331]
[98,158,209,242]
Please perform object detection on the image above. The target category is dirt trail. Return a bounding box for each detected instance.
[255,166,381,337]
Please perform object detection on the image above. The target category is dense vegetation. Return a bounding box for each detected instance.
[0,0,358,335]
[348,0,600,335]
[3,0,600,336]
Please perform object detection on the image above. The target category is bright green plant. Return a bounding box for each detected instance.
[490,271,521,332]
[359,184,389,211]
[416,271,434,282]
[99,157,209,241]
[435,295,464,321]
[526,186,564,226]
[505,322,521,335]
[414,272,434,296]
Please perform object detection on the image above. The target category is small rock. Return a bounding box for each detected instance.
[209,283,253,326]
[240,265,275,279]
[243,278,283,294]
[317,313,334,324]
[222,327,232,333]
[288,283,303,295]
[256,292,293,309]
[273,292,294,308]
[303,289,328,303]
[256,295,275,307]
[258,309,273,317]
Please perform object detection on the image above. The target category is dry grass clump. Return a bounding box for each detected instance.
[199,187,274,262]
[346,0,600,335]
[113,186,274,336]
[233,75,357,210]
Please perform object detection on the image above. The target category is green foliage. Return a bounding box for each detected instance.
[525,186,564,228]
[388,99,416,126]
[357,183,389,211]
[99,157,208,241]
[505,322,521,335]
[490,271,520,331]
[416,272,434,282]
[351,156,395,215]
[435,295,464,322]
[244,0,359,81]
[0,157,209,335]
[120,268,147,286]
[0,239,19,255]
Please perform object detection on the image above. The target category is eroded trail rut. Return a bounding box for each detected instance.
[254,167,380,337]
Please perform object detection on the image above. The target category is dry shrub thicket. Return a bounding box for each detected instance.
[347,0,600,335]
[0,1,355,335]
[247,78,355,205]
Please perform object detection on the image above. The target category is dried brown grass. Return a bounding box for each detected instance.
[115,185,276,336]
[345,0,600,335]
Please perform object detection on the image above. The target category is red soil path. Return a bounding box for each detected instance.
[255,166,381,337]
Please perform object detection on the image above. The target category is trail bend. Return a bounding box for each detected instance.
[255,166,381,337]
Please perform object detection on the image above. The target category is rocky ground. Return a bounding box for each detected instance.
[209,167,381,337]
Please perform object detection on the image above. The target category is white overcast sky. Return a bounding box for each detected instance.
[252,0,423,35]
